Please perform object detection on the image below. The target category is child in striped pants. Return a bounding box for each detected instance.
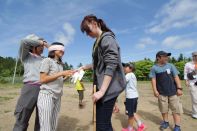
[37,42,75,131]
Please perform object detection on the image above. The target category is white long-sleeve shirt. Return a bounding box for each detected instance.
[184,61,197,85]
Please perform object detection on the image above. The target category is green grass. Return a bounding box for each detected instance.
[4,110,11,113]
[0,81,187,90]
[0,83,22,89]
[8,92,18,95]
[0,96,14,102]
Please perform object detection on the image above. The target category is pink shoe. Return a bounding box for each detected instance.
[137,123,147,131]
[122,128,135,131]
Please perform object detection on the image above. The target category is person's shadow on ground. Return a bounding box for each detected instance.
[114,110,167,130]
[114,113,128,128]
[57,115,91,131]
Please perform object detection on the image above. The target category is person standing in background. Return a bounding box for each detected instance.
[149,51,183,131]
[184,51,197,119]
[13,34,49,131]
[122,63,147,131]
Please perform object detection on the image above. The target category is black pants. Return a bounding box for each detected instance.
[13,84,40,131]
[96,97,117,131]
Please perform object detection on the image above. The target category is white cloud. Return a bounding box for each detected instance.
[0,0,113,58]
[136,37,157,49]
[162,35,196,49]
[54,22,75,45]
[112,28,130,35]
[147,0,197,33]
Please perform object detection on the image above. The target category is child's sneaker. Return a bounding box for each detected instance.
[122,128,135,131]
[137,123,147,131]
[160,121,169,130]
[192,114,197,119]
[173,125,181,131]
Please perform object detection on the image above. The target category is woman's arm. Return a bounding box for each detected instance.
[19,39,42,62]
[92,36,119,102]
[92,75,112,102]
[80,64,93,70]
[40,70,74,84]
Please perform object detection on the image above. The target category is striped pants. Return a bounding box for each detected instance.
[37,90,61,131]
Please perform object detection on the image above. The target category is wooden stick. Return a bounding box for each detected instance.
[93,85,96,131]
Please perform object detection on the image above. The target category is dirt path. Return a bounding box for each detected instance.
[0,82,196,131]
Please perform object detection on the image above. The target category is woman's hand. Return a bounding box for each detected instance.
[92,75,112,102]
[62,70,76,77]
[92,90,104,103]
[77,66,84,71]
[113,103,120,113]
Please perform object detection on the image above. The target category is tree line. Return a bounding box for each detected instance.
[134,54,191,81]
[0,54,192,83]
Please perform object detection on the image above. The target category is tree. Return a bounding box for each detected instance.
[63,62,73,70]
[0,53,191,82]
[69,64,73,69]
[77,63,83,68]
[187,57,192,61]
[169,57,177,63]
[0,57,21,77]
[177,53,184,62]
[135,59,154,80]
[83,70,93,82]
[174,61,186,80]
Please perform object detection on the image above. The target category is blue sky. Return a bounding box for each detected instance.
[0,0,197,68]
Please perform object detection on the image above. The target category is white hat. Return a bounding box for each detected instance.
[71,70,85,84]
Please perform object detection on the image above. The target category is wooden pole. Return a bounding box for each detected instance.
[93,85,96,131]
[12,56,18,84]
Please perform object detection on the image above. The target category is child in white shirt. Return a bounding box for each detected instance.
[122,63,147,131]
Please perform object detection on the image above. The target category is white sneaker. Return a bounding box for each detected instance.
[192,114,197,119]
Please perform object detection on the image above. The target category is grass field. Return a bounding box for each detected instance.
[0,81,196,131]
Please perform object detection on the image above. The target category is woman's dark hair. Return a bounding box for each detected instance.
[48,42,64,63]
[80,14,114,35]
